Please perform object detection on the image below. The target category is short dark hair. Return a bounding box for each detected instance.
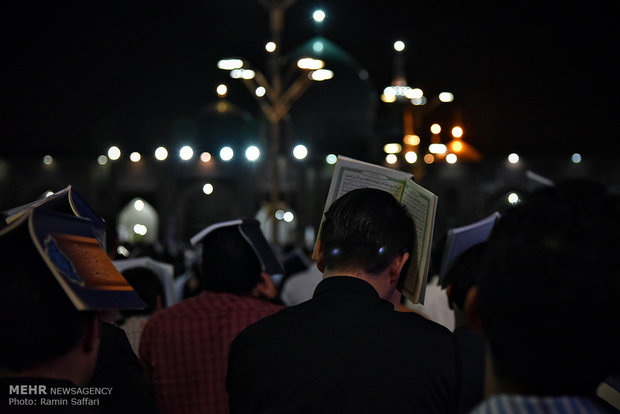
[200,225,262,294]
[320,188,415,276]
[0,226,95,371]
[120,266,166,316]
[478,180,620,395]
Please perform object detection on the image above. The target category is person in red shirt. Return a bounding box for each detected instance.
[139,221,282,414]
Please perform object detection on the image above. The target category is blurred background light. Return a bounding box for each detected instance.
[393,40,406,52]
[293,144,308,160]
[155,146,168,161]
[108,146,121,160]
[439,92,454,102]
[245,145,261,161]
[326,154,338,164]
[312,9,326,23]
[404,151,417,164]
[220,146,234,161]
[508,153,520,164]
[200,152,212,163]
[202,183,214,195]
[385,154,397,164]
[179,145,194,161]
[130,152,141,162]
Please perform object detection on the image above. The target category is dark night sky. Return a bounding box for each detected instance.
[2,1,618,159]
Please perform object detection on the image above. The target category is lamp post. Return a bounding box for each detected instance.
[218,0,333,245]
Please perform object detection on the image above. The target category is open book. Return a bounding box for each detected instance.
[315,155,438,304]
[0,207,145,311]
[191,218,285,285]
[438,211,500,285]
[2,185,107,249]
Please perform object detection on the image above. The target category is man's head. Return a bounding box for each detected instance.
[318,188,415,283]
[472,180,620,395]
[0,227,99,384]
[199,225,266,295]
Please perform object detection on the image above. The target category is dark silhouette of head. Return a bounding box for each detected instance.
[319,188,415,278]
[0,227,96,372]
[199,225,262,294]
[477,179,620,395]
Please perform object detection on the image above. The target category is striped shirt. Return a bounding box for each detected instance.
[471,394,615,414]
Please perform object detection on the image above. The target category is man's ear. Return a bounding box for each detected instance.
[315,239,325,273]
[464,286,484,332]
[252,271,278,300]
[389,252,410,285]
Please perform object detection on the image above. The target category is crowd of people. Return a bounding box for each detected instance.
[1,179,619,413]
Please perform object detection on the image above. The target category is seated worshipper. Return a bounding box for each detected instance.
[227,188,460,414]
[466,180,620,413]
[0,207,145,413]
[139,219,283,414]
[441,242,488,414]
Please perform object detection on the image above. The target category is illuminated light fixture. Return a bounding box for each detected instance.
[383,143,402,154]
[134,199,145,211]
[130,152,141,162]
[450,140,464,152]
[439,92,455,102]
[393,40,406,52]
[297,58,324,70]
[245,145,261,162]
[424,154,435,164]
[571,153,582,164]
[265,41,277,53]
[404,151,418,164]
[203,183,214,195]
[217,59,244,70]
[429,143,447,154]
[430,123,442,134]
[293,144,308,160]
[220,146,234,161]
[508,153,520,164]
[107,146,121,160]
[446,153,458,164]
[508,192,520,205]
[309,69,333,81]
[216,84,228,97]
[200,152,212,163]
[117,245,130,257]
[133,224,148,236]
[154,146,168,161]
[385,154,398,164]
[179,146,194,161]
[275,209,285,220]
[410,88,424,99]
[404,135,420,146]
[312,9,326,23]
[451,126,464,138]
[43,155,53,165]
[411,96,427,105]
[283,211,295,223]
[312,41,324,53]
[230,69,255,79]
[255,86,266,97]
[381,93,397,103]
[97,155,108,166]
[325,154,338,164]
